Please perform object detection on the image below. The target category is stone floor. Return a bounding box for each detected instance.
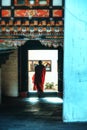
[0,96,87,130]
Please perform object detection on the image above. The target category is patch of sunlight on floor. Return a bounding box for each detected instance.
[26,97,39,104]
[42,97,63,104]
[25,97,63,104]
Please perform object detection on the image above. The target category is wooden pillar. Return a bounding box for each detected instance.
[0,67,1,104]
[18,45,28,97]
[58,46,63,92]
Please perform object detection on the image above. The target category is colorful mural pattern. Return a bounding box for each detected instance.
[1,10,11,17]
[1,9,63,17]
[53,10,62,17]
[14,10,49,17]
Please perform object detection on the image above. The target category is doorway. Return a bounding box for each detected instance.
[18,40,63,97]
[28,50,58,92]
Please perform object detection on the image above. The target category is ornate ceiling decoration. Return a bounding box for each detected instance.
[0,0,64,49]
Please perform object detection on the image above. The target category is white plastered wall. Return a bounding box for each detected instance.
[63,0,87,122]
[1,50,18,97]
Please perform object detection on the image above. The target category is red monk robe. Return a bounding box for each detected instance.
[32,61,46,92]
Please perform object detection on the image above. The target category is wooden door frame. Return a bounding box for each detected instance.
[18,40,63,97]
